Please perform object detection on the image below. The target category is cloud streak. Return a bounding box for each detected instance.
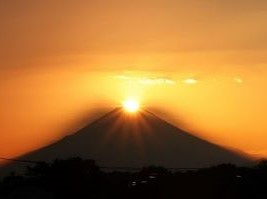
[115,75,176,85]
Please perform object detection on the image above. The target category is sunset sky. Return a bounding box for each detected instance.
[1,0,267,162]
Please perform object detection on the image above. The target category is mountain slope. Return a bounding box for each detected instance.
[16,108,250,168]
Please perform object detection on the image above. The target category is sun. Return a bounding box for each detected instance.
[122,99,140,113]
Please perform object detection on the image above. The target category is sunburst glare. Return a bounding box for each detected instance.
[122,99,140,113]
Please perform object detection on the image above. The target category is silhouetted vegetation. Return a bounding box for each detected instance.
[1,158,267,199]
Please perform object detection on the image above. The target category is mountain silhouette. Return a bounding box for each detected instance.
[1,108,251,175]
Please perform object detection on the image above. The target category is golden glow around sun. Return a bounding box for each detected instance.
[123,99,140,113]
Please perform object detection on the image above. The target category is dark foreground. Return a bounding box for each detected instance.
[1,157,267,199]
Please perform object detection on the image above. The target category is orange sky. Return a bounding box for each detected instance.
[1,0,267,161]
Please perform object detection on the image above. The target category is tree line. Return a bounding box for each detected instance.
[1,157,267,199]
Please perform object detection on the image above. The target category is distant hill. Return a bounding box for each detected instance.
[1,108,252,175]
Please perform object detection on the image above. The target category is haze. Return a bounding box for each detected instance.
[1,0,267,162]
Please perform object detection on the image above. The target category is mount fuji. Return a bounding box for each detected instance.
[1,108,251,175]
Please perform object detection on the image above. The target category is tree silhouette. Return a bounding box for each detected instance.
[3,159,267,199]
[26,157,102,199]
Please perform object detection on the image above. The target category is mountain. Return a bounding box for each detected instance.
[1,108,251,175]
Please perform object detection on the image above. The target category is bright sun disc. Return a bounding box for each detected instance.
[123,100,140,113]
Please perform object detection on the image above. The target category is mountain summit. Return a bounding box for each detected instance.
[11,108,250,168]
